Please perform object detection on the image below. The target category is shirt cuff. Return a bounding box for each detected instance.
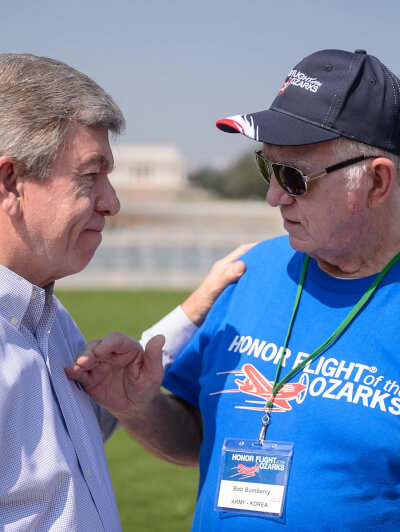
[140,305,197,369]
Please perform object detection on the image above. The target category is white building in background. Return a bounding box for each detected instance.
[111,143,187,190]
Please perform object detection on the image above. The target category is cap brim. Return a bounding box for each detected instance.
[216,109,340,146]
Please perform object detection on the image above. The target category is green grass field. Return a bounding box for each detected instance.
[56,289,198,532]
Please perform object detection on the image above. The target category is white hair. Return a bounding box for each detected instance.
[330,138,400,190]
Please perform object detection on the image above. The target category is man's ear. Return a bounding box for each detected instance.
[367,157,397,209]
[0,156,24,220]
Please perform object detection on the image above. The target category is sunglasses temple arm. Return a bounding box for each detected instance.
[306,169,328,183]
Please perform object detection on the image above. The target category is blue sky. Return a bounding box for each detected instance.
[2,0,399,168]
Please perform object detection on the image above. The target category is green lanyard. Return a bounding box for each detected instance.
[258,251,400,441]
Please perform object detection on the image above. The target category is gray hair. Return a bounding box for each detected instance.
[330,137,400,189]
[0,53,125,179]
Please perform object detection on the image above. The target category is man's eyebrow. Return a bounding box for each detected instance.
[77,155,114,173]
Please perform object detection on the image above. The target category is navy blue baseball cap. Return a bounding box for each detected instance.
[216,49,400,155]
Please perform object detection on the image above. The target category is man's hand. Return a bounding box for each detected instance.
[66,332,202,466]
[182,243,256,326]
[65,332,165,416]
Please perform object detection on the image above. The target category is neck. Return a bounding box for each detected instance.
[0,228,46,287]
[316,251,399,278]
[316,205,400,277]
[316,232,400,279]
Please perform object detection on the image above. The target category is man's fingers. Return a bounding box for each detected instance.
[66,339,102,371]
[65,364,92,387]
[94,331,142,359]
[181,243,257,327]
[82,338,102,355]
[65,364,81,381]
[218,259,246,284]
[65,339,102,382]
[220,242,257,263]
[210,242,257,285]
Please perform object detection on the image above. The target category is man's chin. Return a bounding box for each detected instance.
[60,248,99,279]
[288,233,313,254]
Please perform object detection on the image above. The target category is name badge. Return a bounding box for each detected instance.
[215,438,294,519]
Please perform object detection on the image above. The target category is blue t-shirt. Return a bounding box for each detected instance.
[164,236,400,531]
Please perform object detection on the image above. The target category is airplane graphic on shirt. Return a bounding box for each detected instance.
[210,363,307,412]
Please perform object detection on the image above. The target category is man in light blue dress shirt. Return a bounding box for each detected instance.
[0,53,249,531]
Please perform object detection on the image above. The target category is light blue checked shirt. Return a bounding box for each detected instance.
[0,266,121,531]
[0,265,197,531]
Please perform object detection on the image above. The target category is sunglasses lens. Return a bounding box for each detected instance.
[255,152,272,184]
[255,152,307,196]
[278,166,307,196]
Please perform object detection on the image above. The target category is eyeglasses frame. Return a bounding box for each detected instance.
[254,150,382,196]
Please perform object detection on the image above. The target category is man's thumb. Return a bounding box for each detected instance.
[144,334,165,373]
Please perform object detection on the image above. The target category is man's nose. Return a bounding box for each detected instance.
[266,175,294,207]
[96,177,120,216]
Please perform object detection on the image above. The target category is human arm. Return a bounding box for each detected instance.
[65,332,202,466]
[141,243,255,368]
[180,243,255,326]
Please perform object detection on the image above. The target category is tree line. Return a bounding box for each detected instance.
[189,152,269,199]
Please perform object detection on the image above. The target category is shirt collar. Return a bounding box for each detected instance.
[0,265,54,334]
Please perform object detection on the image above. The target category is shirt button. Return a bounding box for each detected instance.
[31,290,37,300]
[87,468,92,478]
[11,316,18,326]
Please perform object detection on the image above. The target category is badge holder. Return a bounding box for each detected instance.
[214,415,294,519]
